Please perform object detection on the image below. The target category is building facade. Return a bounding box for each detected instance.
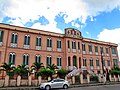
[0,23,119,75]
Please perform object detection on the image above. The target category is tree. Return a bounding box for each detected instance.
[57,68,68,79]
[37,68,54,80]
[0,63,15,76]
[31,62,44,72]
[13,64,29,79]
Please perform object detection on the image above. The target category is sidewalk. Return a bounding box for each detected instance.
[0,82,120,90]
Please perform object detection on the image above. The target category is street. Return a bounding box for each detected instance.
[59,84,120,90]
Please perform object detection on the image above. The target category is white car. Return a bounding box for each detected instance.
[39,78,69,90]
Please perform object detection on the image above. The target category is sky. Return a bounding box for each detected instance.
[0,0,120,59]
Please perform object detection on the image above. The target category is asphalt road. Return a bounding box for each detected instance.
[59,84,120,90]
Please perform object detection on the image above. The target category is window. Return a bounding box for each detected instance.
[9,53,15,64]
[107,60,110,67]
[102,59,105,66]
[83,58,87,66]
[96,59,99,66]
[82,44,86,51]
[112,48,116,55]
[106,47,109,54]
[78,42,80,50]
[57,40,61,48]
[67,40,70,48]
[35,55,41,63]
[95,46,98,52]
[57,57,62,66]
[68,57,71,66]
[23,54,29,65]
[36,36,41,46]
[11,33,18,44]
[113,59,118,66]
[88,45,92,53]
[72,41,76,49]
[24,35,30,45]
[46,56,52,66]
[100,47,104,53]
[47,38,52,47]
[90,58,93,66]
[0,31,4,42]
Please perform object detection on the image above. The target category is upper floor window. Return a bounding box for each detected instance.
[83,58,87,66]
[90,58,93,66]
[102,59,105,66]
[24,35,30,45]
[95,46,98,52]
[35,55,41,63]
[78,42,80,50]
[0,31,4,42]
[68,57,71,66]
[23,54,29,65]
[96,59,99,66]
[67,40,70,48]
[100,47,104,54]
[57,57,62,66]
[107,60,110,67]
[82,44,86,51]
[57,40,61,48]
[111,48,116,55]
[72,41,76,49]
[11,33,18,44]
[113,59,118,66]
[46,56,52,66]
[106,47,109,54]
[36,36,41,46]
[47,38,52,47]
[88,45,92,54]
[9,53,15,65]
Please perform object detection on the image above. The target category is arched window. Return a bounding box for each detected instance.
[57,57,62,66]
[47,38,52,47]
[36,36,41,46]
[11,33,18,44]
[68,57,71,66]
[0,31,4,42]
[35,55,41,63]
[9,53,16,64]
[24,35,30,45]
[46,56,52,66]
[23,54,29,65]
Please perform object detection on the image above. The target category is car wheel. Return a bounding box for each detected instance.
[45,85,51,90]
[63,84,68,89]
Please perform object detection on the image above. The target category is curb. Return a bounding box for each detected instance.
[0,82,120,90]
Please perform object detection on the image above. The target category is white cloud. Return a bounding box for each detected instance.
[0,0,120,33]
[97,28,120,60]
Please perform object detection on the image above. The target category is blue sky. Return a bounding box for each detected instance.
[0,0,120,59]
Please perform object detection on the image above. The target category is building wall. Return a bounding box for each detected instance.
[0,23,119,75]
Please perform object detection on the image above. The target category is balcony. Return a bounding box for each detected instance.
[89,51,92,54]
[36,46,42,50]
[0,42,3,46]
[72,49,76,53]
[95,52,98,55]
[68,48,70,52]
[78,49,80,53]
[90,66,94,70]
[24,45,30,49]
[97,66,100,70]
[112,54,116,56]
[57,48,62,52]
[82,51,86,54]
[57,66,62,70]
[47,47,52,51]
[66,66,76,71]
[10,43,17,48]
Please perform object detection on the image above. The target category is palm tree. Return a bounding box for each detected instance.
[31,62,44,72]
[13,64,29,79]
[47,64,58,71]
[0,63,14,76]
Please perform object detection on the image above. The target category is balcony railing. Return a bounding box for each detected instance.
[10,43,17,48]
[36,46,42,50]
[24,45,30,49]
[0,42,3,46]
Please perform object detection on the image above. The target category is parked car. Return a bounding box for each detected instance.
[39,78,69,90]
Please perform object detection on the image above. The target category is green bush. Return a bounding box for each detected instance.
[37,68,54,79]
[110,69,120,75]
[57,69,68,79]
[90,75,98,81]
